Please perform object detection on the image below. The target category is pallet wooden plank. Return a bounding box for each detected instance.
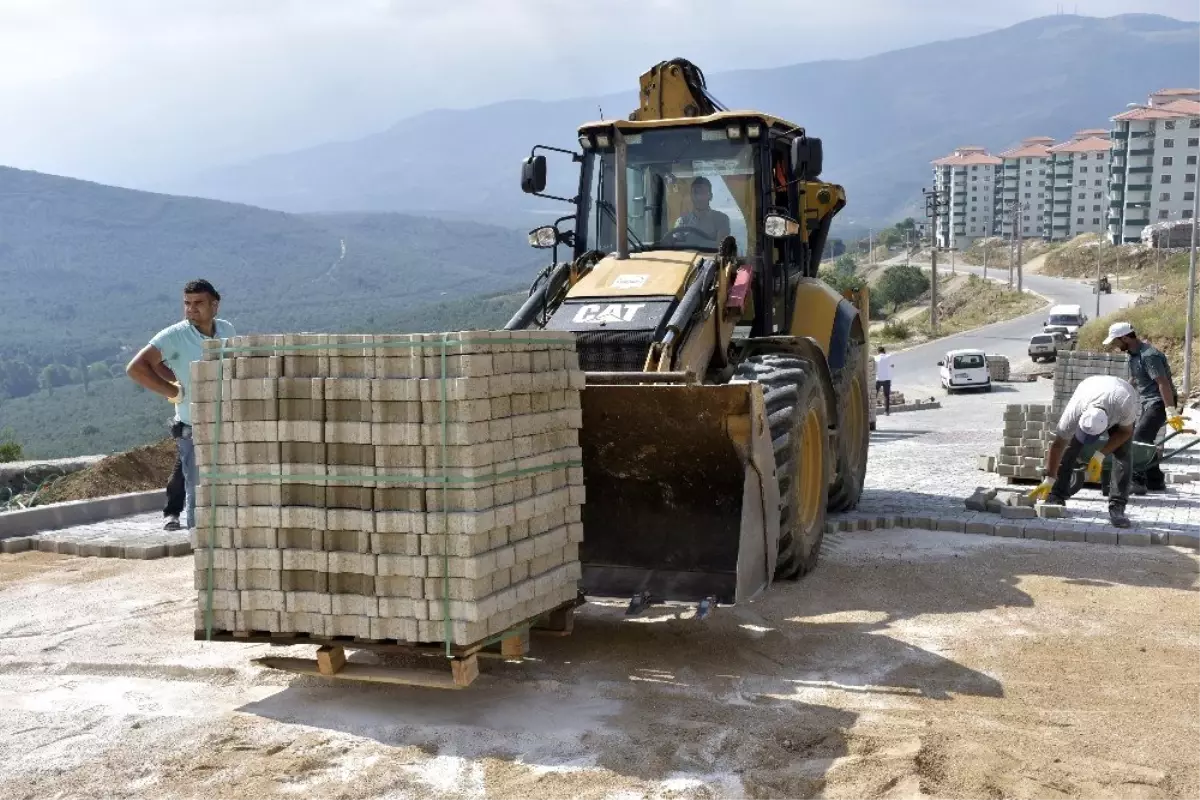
[316,645,346,676]
[254,656,476,690]
[500,630,529,658]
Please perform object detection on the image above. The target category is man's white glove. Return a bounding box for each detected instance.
[1027,475,1055,503]
[168,381,184,404]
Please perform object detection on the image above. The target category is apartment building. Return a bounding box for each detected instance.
[930,146,1001,250]
[1042,130,1111,240]
[995,136,1054,240]
[1108,88,1200,244]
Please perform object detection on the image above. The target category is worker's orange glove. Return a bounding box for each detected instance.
[1166,414,1185,433]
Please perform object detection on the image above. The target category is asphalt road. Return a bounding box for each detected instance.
[877,252,1138,396]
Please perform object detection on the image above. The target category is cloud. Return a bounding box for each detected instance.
[0,0,1195,186]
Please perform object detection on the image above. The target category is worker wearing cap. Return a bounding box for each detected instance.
[1102,321,1185,494]
[1030,374,1139,528]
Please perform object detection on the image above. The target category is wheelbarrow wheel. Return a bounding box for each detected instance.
[1066,468,1085,498]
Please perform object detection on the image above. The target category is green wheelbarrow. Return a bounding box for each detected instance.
[1065,427,1199,498]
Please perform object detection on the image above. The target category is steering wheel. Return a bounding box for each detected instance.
[666,225,716,243]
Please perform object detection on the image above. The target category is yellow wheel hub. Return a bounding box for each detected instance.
[798,408,824,530]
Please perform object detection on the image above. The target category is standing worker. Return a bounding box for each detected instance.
[1029,374,1140,528]
[874,346,894,415]
[1102,321,1186,494]
[126,280,235,537]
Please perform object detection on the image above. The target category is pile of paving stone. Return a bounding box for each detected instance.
[985,354,1011,381]
[191,331,585,645]
[1052,350,1128,417]
[963,485,1063,519]
[992,403,1054,481]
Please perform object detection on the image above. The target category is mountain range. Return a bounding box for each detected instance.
[0,166,541,366]
[175,14,1200,231]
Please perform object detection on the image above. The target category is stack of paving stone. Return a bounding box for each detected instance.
[1051,350,1129,417]
[189,331,586,646]
[995,403,1054,481]
[985,354,1010,381]
[876,390,906,407]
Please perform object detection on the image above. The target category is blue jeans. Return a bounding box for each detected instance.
[175,428,198,529]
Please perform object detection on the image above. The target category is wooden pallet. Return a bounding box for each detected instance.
[195,597,582,689]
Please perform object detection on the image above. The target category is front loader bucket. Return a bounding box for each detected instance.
[578,381,780,605]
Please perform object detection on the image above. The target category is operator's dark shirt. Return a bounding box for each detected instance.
[1127,341,1174,405]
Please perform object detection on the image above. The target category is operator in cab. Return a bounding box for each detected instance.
[674,176,731,244]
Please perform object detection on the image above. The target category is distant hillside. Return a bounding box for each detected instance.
[0,166,542,363]
[178,14,1199,229]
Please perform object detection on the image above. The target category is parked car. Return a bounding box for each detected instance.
[938,348,992,394]
[1028,331,1070,362]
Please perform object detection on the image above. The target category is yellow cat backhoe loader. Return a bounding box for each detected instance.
[508,59,869,611]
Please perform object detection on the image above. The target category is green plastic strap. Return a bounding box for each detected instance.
[440,340,451,656]
[198,461,582,485]
[204,355,225,642]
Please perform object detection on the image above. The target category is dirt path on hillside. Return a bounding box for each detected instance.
[1,531,1196,799]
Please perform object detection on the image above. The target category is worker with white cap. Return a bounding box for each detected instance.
[1102,320,1184,494]
[1029,373,1140,527]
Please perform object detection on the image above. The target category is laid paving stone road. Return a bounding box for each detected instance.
[4,375,1198,558]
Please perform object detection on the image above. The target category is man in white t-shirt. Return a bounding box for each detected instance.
[1030,374,1139,528]
[873,346,894,415]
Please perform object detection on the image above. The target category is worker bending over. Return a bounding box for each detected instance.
[1031,374,1139,528]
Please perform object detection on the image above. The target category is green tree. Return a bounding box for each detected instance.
[88,362,112,382]
[0,427,22,463]
[834,253,857,275]
[875,264,930,313]
[820,267,867,295]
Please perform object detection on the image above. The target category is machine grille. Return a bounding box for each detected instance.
[575,330,655,372]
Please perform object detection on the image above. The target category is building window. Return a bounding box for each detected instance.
[1159,209,1169,220]
[1026,158,1033,164]
[1185,210,1194,219]
[1077,205,1085,212]
[1188,155,1198,165]
[1080,166,1088,173]
[1162,174,1172,184]
[1163,156,1173,166]
[1077,218,1084,225]
[1164,138,1175,148]
[1094,192,1102,199]
[1024,192,1031,198]
[1078,192,1085,199]
[1160,192,1171,201]
[1094,180,1102,186]
[1186,191,1196,202]
[970,217,976,222]
[1187,173,1197,183]
[1166,121,1176,130]
[1079,154,1088,160]
[1191,120,1200,128]
[1025,181,1031,187]
[1093,218,1100,225]
[1093,205,1101,212]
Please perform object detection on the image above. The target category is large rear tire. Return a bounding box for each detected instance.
[828,338,869,512]
[734,354,831,581]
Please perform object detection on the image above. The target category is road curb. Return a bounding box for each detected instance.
[826,509,1198,550]
[0,490,161,540]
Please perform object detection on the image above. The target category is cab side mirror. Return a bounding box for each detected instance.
[937,360,944,367]
[790,136,824,180]
[521,155,547,194]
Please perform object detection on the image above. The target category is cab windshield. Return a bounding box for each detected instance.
[579,126,757,257]
[1049,314,1081,326]
[952,354,986,370]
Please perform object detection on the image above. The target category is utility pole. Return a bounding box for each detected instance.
[1183,186,1198,401]
[1016,216,1024,294]
[1095,238,1102,318]
[983,240,988,281]
[924,186,947,335]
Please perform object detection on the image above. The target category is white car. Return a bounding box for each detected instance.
[938,348,992,394]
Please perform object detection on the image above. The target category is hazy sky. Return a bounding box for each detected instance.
[1,0,1196,187]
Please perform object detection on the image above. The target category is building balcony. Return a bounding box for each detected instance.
[1126,183,1152,191]
[1128,148,1154,156]
[1130,130,1152,138]
[1052,212,1070,218]
[1110,129,1128,139]
[1125,218,1149,226]
[1127,166,1153,173]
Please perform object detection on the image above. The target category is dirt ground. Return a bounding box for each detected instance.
[38,438,175,504]
[0,530,1196,800]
